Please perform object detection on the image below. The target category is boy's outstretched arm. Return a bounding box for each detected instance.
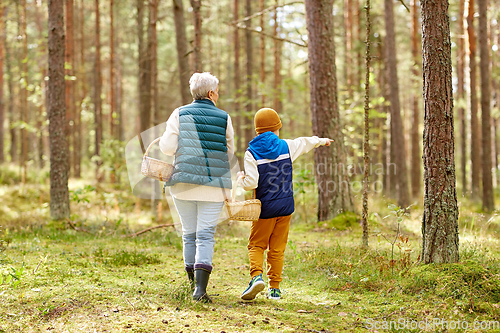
[284,136,333,162]
[238,151,259,191]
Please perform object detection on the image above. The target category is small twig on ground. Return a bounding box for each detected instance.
[66,219,93,234]
[33,254,48,275]
[126,223,179,238]
[126,298,136,311]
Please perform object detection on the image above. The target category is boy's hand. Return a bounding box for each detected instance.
[324,139,334,146]
[237,171,245,179]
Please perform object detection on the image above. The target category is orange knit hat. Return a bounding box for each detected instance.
[254,108,282,134]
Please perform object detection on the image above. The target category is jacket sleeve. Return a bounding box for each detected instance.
[159,108,180,156]
[239,150,259,191]
[284,136,329,162]
[226,115,235,156]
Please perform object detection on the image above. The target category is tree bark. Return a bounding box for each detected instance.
[305,0,354,220]
[259,0,265,105]
[0,3,4,164]
[468,0,480,199]
[75,0,85,178]
[138,0,151,134]
[173,0,191,105]
[410,0,421,198]
[273,3,282,116]
[35,1,47,169]
[65,0,75,177]
[420,0,459,264]
[362,0,371,247]
[110,0,116,139]
[20,0,28,182]
[5,14,16,163]
[384,0,410,208]
[189,0,202,72]
[457,0,466,194]
[478,0,494,211]
[234,0,242,161]
[48,0,70,220]
[245,0,253,147]
[94,0,103,172]
[344,0,353,98]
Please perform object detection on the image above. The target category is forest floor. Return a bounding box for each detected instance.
[1,176,500,332]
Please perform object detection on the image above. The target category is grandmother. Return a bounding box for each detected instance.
[160,72,234,303]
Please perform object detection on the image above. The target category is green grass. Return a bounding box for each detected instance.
[1,181,500,332]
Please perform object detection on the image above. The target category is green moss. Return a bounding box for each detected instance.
[323,212,360,231]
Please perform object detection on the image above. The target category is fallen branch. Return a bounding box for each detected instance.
[66,219,93,234]
[126,223,178,237]
[228,23,307,48]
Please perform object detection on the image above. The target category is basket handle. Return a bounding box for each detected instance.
[232,175,256,202]
[144,137,161,157]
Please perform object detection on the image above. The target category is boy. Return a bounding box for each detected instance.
[238,108,332,300]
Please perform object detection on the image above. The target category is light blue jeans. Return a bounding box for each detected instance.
[173,198,224,271]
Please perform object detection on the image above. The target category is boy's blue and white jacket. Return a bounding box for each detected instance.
[240,132,329,219]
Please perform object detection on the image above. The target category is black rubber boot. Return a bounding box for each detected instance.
[192,269,212,303]
[186,271,195,290]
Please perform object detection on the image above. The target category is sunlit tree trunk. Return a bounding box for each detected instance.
[478,0,494,211]
[384,0,410,208]
[420,0,459,264]
[234,0,242,161]
[457,0,466,194]
[344,0,353,98]
[0,3,4,164]
[5,15,16,163]
[75,0,85,178]
[189,0,202,72]
[173,0,191,105]
[48,0,70,220]
[138,0,151,134]
[259,0,265,105]
[110,0,116,139]
[410,0,421,198]
[245,0,253,147]
[35,1,47,169]
[94,0,103,178]
[65,0,75,177]
[468,0,480,199]
[305,0,354,220]
[273,3,282,116]
[20,0,28,182]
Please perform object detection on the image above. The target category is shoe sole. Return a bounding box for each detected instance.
[241,280,265,300]
[268,295,281,300]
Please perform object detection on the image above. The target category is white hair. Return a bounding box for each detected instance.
[189,72,219,100]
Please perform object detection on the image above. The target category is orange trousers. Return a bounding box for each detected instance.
[247,214,291,289]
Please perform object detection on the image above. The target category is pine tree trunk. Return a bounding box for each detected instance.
[468,0,480,199]
[173,0,191,105]
[244,0,253,147]
[420,0,459,264]
[5,21,16,163]
[233,0,241,161]
[189,0,202,72]
[138,0,151,134]
[410,0,421,198]
[94,0,103,174]
[75,0,85,178]
[273,4,282,116]
[110,0,116,139]
[48,0,70,220]
[384,0,409,208]
[35,2,47,169]
[20,0,28,182]
[65,0,75,177]
[259,0,265,105]
[305,0,354,220]
[478,0,494,211]
[0,4,4,164]
[457,0,466,194]
[344,0,353,98]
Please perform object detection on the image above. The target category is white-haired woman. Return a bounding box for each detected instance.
[160,72,234,303]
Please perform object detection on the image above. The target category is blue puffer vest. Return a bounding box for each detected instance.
[164,99,232,189]
[248,132,294,219]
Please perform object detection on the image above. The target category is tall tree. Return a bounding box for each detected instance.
[173,0,191,104]
[66,0,75,176]
[35,1,47,169]
[5,12,16,163]
[305,0,354,220]
[138,0,151,134]
[48,0,70,220]
[234,0,242,158]
[94,0,103,173]
[420,0,459,263]
[0,3,4,164]
[410,0,421,198]
[259,0,265,104]
[384,0,410,208]
[20,0,28,182]
[273,3,282,115]
[75,0,85,178]
[478,0,494,211]
[244,0,253,146]
[344,0,353,98]
[468,0,480,198]
[457,0,466,194]
[189,0,202,72]
[110,0,116,139]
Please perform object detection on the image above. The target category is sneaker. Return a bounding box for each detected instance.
[268,288,281,300]
[241,274,265,300]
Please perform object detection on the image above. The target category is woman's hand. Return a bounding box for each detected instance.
[324,139,334,146]
[237,171,245,180]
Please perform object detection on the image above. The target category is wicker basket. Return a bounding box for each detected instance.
[226,176,261,221]
[141,138,174,182]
